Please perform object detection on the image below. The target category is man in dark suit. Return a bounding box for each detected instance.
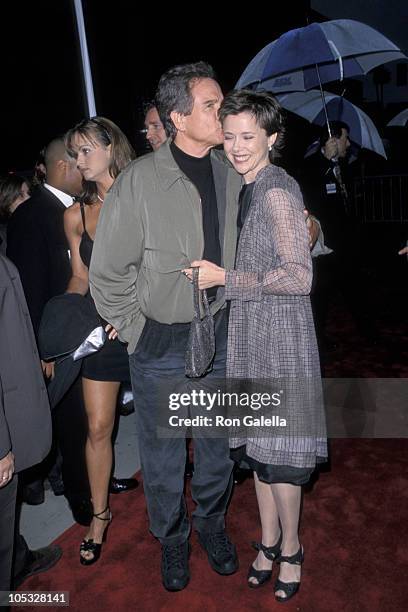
[300,121,375,351]
[6,137,92,520]
[0,254,62,593]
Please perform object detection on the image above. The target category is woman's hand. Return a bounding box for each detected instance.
[105,324,118,340]
[0,451,14,487]
[183,260,226,290]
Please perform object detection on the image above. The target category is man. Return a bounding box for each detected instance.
[143,103,167,151]
[90,62,320,591]
[6,137,91,519]
[0,254,61,593]
[300,121,351,259]
[300,121,375,349]
[90,62,240,591]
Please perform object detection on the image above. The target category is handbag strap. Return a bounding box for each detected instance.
[191,267,211,317]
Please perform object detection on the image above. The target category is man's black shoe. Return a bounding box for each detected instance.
[109,476,139,494]
[198,530,238,575]
[161,541,190,591]
[13,545,62,589]
[68,497,93,526]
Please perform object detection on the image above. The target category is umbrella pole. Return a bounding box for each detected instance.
[314,64,349,207]
[315,64,332,138]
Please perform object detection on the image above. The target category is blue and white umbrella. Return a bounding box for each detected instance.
[236,19,406,94]
[387,109,408,127]
[277,90,386,158]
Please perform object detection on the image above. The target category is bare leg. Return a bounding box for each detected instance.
[248,472,281,585]
[271,483,302,599]
[80,378,120,561]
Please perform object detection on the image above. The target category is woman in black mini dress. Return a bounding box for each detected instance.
[64,117,135,565]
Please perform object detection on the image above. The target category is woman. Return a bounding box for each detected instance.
[185,90,327,602]
[0,174,30,253]
[64,117,135,565]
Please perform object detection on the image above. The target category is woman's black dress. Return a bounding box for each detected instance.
[79,203,130,382]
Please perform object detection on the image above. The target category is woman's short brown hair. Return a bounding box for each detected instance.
[219,89,285,155]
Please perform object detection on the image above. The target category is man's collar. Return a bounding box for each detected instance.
[43,183,73,208]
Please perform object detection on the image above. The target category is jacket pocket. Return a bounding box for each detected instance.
[142,248,190,274]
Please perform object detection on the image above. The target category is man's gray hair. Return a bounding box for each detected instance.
[155,61,216,139]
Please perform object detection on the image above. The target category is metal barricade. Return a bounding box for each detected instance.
[352,174,408,222]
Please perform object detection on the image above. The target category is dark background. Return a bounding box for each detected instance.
[2,0,314,171]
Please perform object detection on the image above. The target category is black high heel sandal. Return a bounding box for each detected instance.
[247,532,282,589]
[80,507,111,566]
[274,546,304,603]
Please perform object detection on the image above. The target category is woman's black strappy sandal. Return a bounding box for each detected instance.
[247,532,282,589]
[274,546,304,602]
[80,506,111,566]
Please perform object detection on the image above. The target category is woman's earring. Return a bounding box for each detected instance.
[268,144,272,151]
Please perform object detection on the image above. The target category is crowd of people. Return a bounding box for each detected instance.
[2,59,373,603]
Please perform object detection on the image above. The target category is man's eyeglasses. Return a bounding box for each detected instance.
[140,124,163,134]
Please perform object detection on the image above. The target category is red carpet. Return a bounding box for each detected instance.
[16,439,408,611]
[16,283,408,610]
